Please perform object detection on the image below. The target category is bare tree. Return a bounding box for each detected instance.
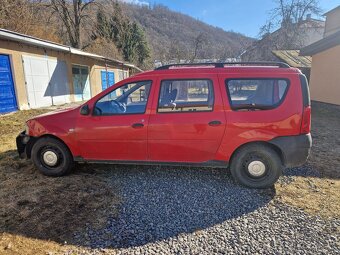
[166,39,188,63]
[50,0,96,48]
[0,0,63,42]
[273,0,321,25]
[190,33,208,63]
[243,0,322,61]
[259,0,322,48]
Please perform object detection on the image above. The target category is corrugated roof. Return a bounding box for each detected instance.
[0,28,142,72]
[272,50,312,68]
[300,30,340,56]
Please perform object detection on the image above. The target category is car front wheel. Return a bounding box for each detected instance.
[31,137,73,176]
[230,144,283,188]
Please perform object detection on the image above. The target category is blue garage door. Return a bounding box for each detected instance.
[0,55,17,113]
[101,71,115,91]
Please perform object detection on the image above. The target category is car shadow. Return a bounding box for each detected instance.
[72,164,275,249]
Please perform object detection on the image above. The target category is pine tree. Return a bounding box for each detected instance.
[95,2,150,65]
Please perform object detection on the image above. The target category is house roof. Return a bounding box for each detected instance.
[323,5,340,16]
[0,28,142,72]
[272,50,311,68]
[300,30,340,56]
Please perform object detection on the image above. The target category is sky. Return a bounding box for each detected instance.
[123,0,340,38]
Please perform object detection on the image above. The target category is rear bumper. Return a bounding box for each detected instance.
[16,131,30,159]
[269,133,312,168]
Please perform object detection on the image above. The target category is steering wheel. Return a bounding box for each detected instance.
[111,100,126,113]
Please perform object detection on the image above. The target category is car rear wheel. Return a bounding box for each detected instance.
[230,144,283,188]
[31,137,73,176]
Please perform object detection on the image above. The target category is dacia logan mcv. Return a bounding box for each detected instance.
[17,62,312,188]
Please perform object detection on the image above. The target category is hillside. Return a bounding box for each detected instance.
[122,4,254,63]
[0,1,254,66]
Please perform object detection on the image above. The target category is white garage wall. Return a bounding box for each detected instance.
[22,55,70,109]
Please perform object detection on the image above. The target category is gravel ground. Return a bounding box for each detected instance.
[65,166,340,255]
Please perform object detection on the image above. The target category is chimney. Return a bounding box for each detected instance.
[306,14,311,20]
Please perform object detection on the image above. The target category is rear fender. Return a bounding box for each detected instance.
[215,129,279,161]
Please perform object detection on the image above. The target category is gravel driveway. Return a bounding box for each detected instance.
[67,165,340,255]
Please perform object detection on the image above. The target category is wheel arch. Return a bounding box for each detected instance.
[229,141,285,166]
[26,134,73,159]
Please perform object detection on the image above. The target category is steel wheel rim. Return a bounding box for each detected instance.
[39,146,63,169]
[42,150,59,166]
[247,160,266,177]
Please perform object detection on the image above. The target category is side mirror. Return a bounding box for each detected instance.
[80,104,90,115]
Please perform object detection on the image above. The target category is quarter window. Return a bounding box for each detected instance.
[158,79,214,113]
[226,79,288,110]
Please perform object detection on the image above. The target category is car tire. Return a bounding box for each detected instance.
[230,144,283,188]
[31,137,73,177]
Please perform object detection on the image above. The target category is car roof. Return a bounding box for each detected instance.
[134,66,301,77]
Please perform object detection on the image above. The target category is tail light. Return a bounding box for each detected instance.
[301,106,311,134]
[299,74,311,134]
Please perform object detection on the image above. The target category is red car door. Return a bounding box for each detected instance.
[75,78,154,161]
[148,73,226,163]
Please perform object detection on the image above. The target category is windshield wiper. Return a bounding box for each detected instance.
[232,103,272,110]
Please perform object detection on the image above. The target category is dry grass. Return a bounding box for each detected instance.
[0,234,68,255]
[0,109,49,153]
[0,108,120,254]
[276,177,340,219]
[276,102,340,219]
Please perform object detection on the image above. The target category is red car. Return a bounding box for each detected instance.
[17,62,312,188]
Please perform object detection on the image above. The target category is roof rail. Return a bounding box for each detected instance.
[155,61,290,70]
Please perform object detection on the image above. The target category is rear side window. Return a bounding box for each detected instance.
[226,79,289,110]
[158,79,214,113]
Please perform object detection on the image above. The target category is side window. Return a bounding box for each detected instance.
[226,79,288,110]
[158,79,214,113]
[94,81,152,115]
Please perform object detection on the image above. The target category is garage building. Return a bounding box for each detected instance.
[300,6,340,105]
[0,28,141,113]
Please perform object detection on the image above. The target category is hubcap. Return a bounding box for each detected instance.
[247,160,266,177]
[42,150,58,167]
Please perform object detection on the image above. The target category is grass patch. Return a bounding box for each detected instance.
[0,233,68,255]
[276,177,340,219]
[0,109,120,254]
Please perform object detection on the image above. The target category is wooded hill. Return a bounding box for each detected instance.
[0,1,254,68]
[123,3,254,64]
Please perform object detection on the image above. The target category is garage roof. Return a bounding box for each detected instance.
[0,28,142,72]
[272,50,312,68]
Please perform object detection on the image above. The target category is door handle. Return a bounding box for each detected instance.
[208,120,222,126]
[132,123,144,128]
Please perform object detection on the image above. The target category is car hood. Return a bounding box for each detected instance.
[29,106,80,121]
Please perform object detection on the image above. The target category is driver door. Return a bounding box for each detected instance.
[76,80,153,161]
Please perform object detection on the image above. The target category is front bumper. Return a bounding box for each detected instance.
[269,133,312,167]
[16,131,30,158]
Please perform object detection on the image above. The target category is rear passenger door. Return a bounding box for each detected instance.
[216,73,302,161]
[148,74,226,163]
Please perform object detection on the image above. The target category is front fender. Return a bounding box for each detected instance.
[26,112,80,157]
